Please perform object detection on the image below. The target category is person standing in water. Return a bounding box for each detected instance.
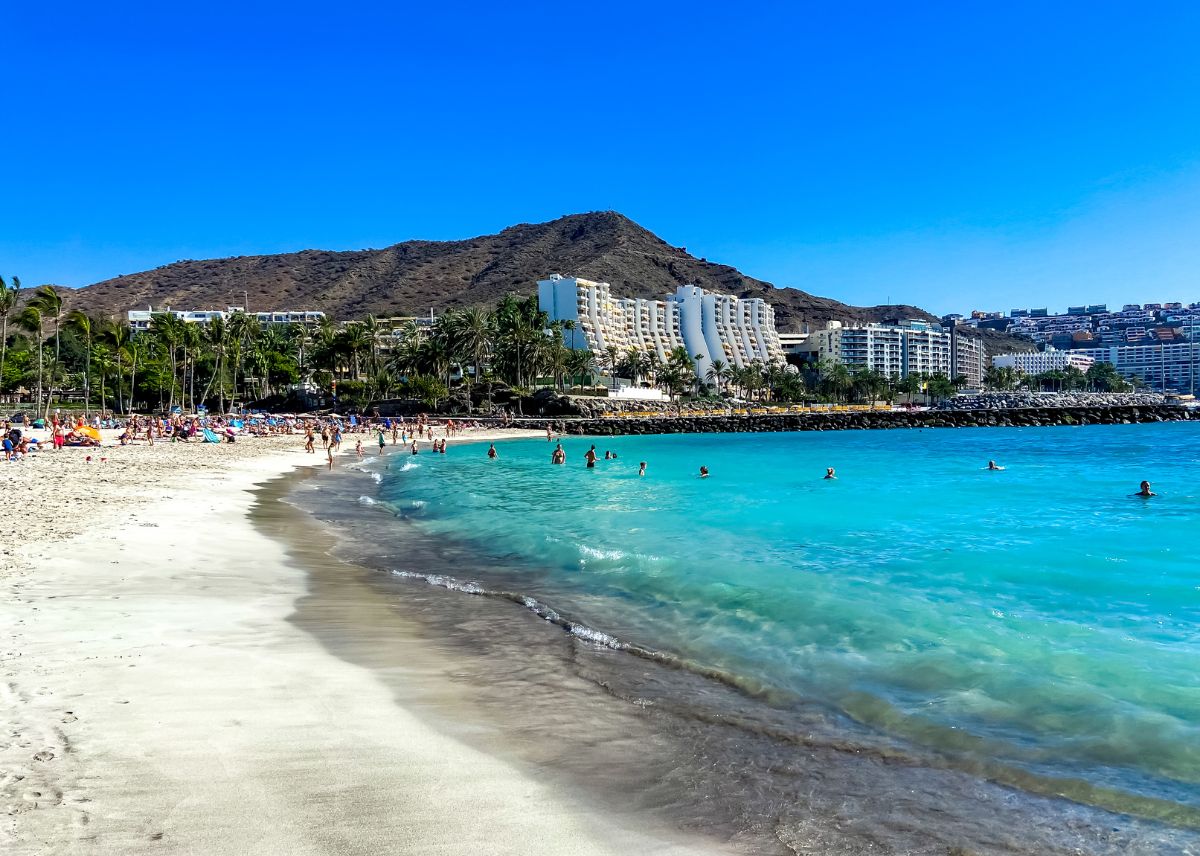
[699,465,709,478]
[824,467,836,479]
[378,428,387,455]
[638,461,646,477]
[487,443,498,459]
[585,445,598,469]
[551,444,566,465]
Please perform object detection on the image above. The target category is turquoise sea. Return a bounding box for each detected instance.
[372,422,1200,824]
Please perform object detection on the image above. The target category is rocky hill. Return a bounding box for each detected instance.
[60,212,938,333]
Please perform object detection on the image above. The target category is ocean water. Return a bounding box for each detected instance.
[372,423,1200,827]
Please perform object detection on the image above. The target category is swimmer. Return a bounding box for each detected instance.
[824,467,836,480]
[604,450,612,460]
[551,443,566,465]
[638,461,646,477]
[585,445,598,469]
[1134,480,1156,497]
[699,465,709,478]
[986,460,1004,471]
[487,443,498,459]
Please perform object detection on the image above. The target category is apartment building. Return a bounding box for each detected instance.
[991,350,1095,375]
[1074,342,1200,393]
[128,306,326,333]
[812,320,984,382]
[537,274,784,379]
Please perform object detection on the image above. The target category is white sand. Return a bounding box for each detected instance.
[2,430,719,854]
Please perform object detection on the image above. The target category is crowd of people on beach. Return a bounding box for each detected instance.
[2,407,1164,499]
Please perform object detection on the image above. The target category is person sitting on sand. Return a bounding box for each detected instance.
[986,460,1004,471]
[487,443,498,459]
[699,465,709,478]
[824,467,836,480]
[1135,480,1156,497]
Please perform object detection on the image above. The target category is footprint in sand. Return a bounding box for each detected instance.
[32,750,55,762]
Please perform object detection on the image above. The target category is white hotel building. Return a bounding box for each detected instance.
[811,320,987,385]
[991,350,1095,375]
[127,306,326,333]
[537,274,785,380]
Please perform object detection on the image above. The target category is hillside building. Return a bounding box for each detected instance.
[127,306,326,333]
[811,320,984,383]
[991,350,1095,375]
[537,274,784,379]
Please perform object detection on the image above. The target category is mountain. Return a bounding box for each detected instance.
[60,212,938,333]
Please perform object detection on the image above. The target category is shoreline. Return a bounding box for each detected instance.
[289,434,1199,855]
[1,432,716,855]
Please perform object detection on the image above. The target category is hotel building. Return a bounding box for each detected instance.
[127,306,326,333]
[537,274,785,380]
[1073,342,1200,393]
[812,320,986,384]
[991,350,1095,375]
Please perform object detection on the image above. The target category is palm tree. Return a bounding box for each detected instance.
[705,358,730,394]
[16,304,44,415]
[27,286,64,416]
[449,306,494,405]
[0,275,19,388]
[565,349,595,388]
[66,310,96,415]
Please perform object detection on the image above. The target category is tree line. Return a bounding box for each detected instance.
[0,276,1142,417]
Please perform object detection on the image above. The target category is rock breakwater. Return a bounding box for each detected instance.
[546,405,1196,436]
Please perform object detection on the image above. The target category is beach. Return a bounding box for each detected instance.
[1,427,720,855]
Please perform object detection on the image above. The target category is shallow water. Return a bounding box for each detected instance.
[371,423,1200,820]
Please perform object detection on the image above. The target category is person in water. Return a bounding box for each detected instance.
[987,460,1004,471]
[638,461,646,477]
[551,444,566,465]
[699,465,709,478]
[487,443,498,459]
[410,441,419,455]
[585,445,598,469]
[1135,480,1156,497]
[604,450,612,460]
[824,467,836,479]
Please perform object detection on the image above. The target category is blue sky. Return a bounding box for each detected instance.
[3,2,1198,315]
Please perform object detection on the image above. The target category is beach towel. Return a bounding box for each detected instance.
[202,429,222,443]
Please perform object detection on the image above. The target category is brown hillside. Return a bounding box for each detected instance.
[61,212,939,333]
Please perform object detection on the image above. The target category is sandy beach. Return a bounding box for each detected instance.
[1,426,720,855]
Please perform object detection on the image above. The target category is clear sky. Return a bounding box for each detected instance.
[3,2,1198,315]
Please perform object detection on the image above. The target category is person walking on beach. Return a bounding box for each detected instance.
[326,444,335,470]
[585,445,597,469]
[378,428,387,455]
[355,440,364,458]
[304,428,315,454]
